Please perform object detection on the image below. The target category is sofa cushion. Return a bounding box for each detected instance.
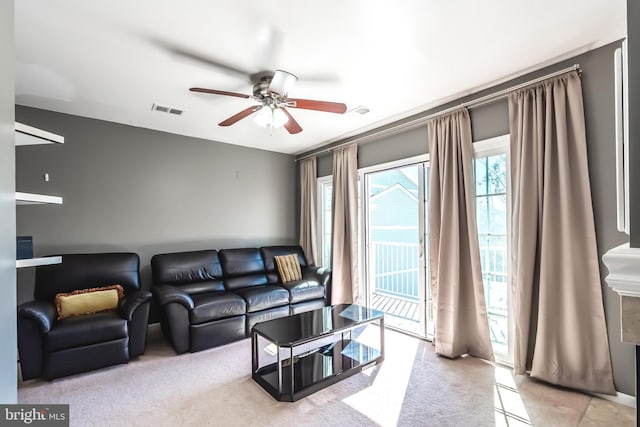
[190,292,246,325]
[233,285,289,313]
[282,278,325,303]
[225,274,268,291]
[274,254,302,283]
[45,312,128,352]
[177,280,225,295]
[219,248,268,290]
[151,250,223,288]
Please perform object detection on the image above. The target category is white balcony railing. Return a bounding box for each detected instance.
[370,241,420,300]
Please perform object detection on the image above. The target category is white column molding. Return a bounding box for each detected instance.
[602,242,640,297]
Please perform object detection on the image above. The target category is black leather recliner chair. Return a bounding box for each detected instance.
[17,253,152,380]
[151,245,331,354]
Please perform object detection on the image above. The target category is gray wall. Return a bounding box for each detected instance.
[629,0,640,247]
[15,107,298,322]
[312,42,635,396]
[0,0,16,404]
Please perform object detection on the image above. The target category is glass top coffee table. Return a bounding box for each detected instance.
[251,304,384,402]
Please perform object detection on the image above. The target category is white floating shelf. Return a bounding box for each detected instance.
[16,256,62,268]
[16,192,63,205]
[603,242,640,297]
[15,122,64,146]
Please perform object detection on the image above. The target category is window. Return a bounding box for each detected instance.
[473,134,510,360]
[317,176,333,268]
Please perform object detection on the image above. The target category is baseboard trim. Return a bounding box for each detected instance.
[591,391,636,408]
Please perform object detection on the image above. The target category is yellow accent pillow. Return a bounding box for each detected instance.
[274,254,302,283]
[55,285,124,320]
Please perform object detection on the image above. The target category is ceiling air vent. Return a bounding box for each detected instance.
[350,105,371,115]
[151,103,183,116]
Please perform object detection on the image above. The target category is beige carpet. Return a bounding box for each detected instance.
[18,325,634,427]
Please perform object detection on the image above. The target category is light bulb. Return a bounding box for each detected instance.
[253,107,272,128]
[272,108,288,128]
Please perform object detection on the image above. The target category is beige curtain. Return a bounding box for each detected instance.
[331,145,359,304]
[428,109,494,361]
[299,157,318,266]
[509,71,615,394]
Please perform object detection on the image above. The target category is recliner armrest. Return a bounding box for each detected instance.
[153,284,194,310]
[303,266,332,288]
[317,267,332,289]
[18,300,57,334]
[301,267,332,303]
[118,289,152,322]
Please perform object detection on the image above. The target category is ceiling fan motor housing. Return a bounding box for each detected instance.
[253,76,274,99]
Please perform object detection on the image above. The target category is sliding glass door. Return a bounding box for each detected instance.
[363,163,428,337]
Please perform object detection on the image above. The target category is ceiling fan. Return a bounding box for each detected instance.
[190,70,347,134]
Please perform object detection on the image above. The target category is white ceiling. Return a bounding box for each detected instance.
[15,1,626,155]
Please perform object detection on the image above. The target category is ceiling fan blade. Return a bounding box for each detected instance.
[218,106,259,127]
[255,26,283,71]
[152,38,253,79]
[190,87,250,99]
[286,98,347,114]
[280,108,303,134]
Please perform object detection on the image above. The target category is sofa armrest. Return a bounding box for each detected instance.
[303,267,331,287]
[321,268,332,304]
[18,300,56,381]
[118,289,152,322]
[316,267,332,289]
[302,267,332,303]
[18,300,57,334]
[152,284,193,354]
[118,290,152,358]
[153,284,194,310]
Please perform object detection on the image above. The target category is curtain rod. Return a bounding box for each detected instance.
[296,63,580,161]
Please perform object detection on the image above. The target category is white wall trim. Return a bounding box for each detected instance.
[591,390,636,408]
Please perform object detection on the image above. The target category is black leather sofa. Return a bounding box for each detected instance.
[17,253,152,380]
[151,245,331,354]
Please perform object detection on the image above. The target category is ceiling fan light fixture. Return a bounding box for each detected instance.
[253,106,288,129]
[272,107,288,128]
[253,106,273,127]
[268,70,298,96]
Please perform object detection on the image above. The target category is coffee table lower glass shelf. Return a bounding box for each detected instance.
[251,304,384,402]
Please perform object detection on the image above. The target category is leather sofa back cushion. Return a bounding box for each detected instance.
[260,246,307,284]
[274,254,302,283]
[55,285,124,320]
[260,246,308,271]
[151,250,223,286]
[35,253,140,301]
[225,274,268,291]
[177,280,225,295]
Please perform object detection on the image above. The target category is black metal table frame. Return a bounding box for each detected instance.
[251,310,384,402]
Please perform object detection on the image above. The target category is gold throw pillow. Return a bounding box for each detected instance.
[274,254,302,283]
[55,284,124,320]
